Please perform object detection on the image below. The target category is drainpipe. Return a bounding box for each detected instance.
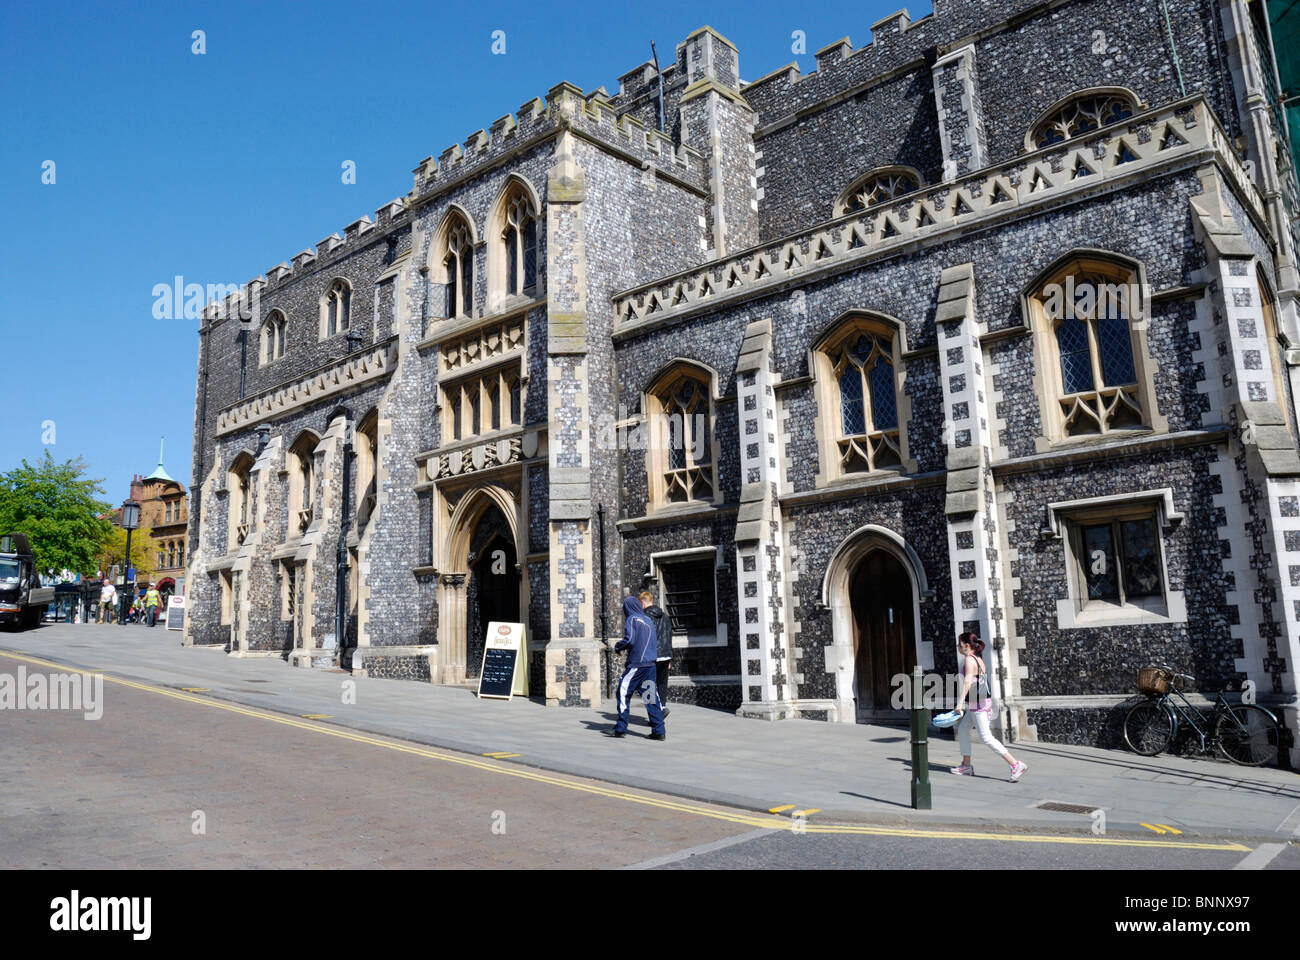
[336,416,353,668]
[1159,0,1187,97]
[598,503,611,701]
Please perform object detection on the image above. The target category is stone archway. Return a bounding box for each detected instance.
[436,484,523,684]
[822,525,932,723]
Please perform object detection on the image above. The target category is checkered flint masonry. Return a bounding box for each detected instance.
[185,1,1300,759]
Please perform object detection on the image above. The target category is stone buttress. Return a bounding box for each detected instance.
[936,263,1014,736]
[732,319,795,719]
[543,104,601,706]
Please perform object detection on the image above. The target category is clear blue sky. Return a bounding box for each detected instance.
[0,0,930,506]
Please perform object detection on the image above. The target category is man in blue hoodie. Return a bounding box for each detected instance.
[605,595,666,739]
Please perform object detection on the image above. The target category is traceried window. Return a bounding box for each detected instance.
[502,190,538,296]
[288,433,317,537]
[647,367,715,507]
[443,216,474,319]
[322,279,352,338]
[444,365,522,441]
[1029,257,1147,439]
[1030,90,1138,149]
[355,410,379,530]
[260,310,287,364]
[227,454,254,548]
[828,328,901,473]
[835,167,922,216]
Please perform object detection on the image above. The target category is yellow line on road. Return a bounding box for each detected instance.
[301,714,333,720]
[794,809,821,817]
[768,804,796,814]
[0,650,1252,852]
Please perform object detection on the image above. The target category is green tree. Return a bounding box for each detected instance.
[0,451,114,576]
[96,526,158,582]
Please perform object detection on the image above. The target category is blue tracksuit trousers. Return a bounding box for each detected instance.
[614,663,666,736]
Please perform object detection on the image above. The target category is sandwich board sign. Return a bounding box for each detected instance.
[165,595,186,632]
[477,621,526,700]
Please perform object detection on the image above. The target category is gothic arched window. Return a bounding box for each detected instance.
[1029,90,1138,150]
[835,167,922,216]
[813,313,912,482]
[829,329,901,472]
[321,279,352,337]
[503,190,538,296]
[1026,255,1159,441]
[442,216,474,319]
[647,366,715,508]
[260,309,287,364]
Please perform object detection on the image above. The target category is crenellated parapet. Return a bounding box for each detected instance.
[742,1,1045,128]
[613,96,1258,335]
[200,197,409,325]
[406,81,709,205]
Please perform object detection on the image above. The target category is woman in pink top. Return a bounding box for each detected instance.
[952,632,1027,781]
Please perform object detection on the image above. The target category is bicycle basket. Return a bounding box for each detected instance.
[1137,667,1170,696]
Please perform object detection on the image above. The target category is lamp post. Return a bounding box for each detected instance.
[120,499,141,624]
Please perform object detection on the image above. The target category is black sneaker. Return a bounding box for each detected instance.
[648,732,666,741]
[603,729,626,738]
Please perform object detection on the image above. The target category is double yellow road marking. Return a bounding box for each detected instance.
[0,650,1251,852]
[1140,822,1184,835]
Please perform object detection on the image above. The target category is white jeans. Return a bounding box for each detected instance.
[957,709,1009,759]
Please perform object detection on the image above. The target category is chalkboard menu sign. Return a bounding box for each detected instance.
[165,596,186,632]
[477,621,524,700]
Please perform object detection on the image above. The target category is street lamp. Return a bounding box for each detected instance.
[120,499,141,624]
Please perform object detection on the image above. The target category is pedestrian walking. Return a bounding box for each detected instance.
[98,581,117,624]
[604,595,666,740]
[951,631,1027,781]
[639,590,673,719]
[145,584,161,627]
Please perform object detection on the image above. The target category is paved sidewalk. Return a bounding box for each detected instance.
[4,623,1299,840]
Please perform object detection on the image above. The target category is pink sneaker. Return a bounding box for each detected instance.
[951,764,974,776]
[1009,761,1028,782]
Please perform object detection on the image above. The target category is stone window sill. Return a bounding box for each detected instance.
[1056,591,1186,630]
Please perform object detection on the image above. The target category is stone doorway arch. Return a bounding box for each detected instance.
[822,524,933,723]
[436,484,524,685]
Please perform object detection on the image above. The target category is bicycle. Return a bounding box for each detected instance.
[1122,665,1280,766]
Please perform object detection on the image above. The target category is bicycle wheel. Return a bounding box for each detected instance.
[1215,705,1279,766]
[1124,700,1174,756]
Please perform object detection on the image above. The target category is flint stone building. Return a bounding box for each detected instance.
[187,0,1300,762]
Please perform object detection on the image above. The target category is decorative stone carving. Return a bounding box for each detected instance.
[433,436,524,480]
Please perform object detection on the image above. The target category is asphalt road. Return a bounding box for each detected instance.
[1,649,1291,870]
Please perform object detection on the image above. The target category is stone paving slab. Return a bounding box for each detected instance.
[3,623,1299,840]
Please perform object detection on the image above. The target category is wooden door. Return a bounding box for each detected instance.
[851,550,916,717]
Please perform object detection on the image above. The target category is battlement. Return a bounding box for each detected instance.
[200,196,409,323]
[408,78,708,203]
[742,0,1046,127]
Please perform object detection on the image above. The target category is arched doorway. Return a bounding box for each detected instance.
[467,528,520,678]
[850,550,916,720]
[437,484,525,686]
[822,524,931,723]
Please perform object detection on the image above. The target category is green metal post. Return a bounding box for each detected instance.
[910,665,932,809]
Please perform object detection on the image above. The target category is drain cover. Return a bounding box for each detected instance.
[1035,800,1100,815]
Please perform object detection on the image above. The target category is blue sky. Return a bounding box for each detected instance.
[0,0,930,506]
